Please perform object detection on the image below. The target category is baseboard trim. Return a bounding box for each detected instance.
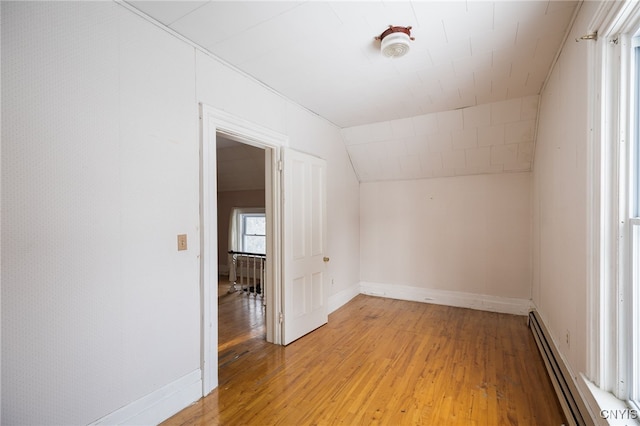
[359,281,533,315]
[328,283,360,314]
[90,369,202,425]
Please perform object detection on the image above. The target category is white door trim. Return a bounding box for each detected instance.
[199,105,287,396]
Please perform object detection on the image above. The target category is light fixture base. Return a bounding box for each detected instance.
[375,25,414,58]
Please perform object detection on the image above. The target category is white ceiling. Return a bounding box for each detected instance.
[126,0,580,181]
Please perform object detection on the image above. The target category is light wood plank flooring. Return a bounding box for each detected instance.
[163,287,565,425]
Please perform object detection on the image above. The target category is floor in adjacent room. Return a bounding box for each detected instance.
[163,282,566,425]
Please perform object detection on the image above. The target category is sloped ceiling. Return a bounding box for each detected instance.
[126,0,580,181]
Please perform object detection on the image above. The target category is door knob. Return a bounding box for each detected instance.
[323,257,330,262]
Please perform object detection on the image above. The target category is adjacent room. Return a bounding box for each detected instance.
[2,1,640,425]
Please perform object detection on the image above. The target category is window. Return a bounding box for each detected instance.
[631,35,640,410]
[232,208,266,255]
[635,40,640,219]
[632,221,640,409]
[239,212,266,254]
[588,3,640,418]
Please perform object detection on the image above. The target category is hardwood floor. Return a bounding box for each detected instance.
[163,288,566,425]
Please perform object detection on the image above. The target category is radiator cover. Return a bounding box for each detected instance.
[528,310,592,426]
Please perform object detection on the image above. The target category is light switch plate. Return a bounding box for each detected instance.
[177,234,187,251]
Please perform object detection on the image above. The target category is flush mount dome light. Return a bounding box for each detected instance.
[376,25,414,58]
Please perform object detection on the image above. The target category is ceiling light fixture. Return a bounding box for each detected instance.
[375,25,414,58]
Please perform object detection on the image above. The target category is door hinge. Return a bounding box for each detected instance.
[278,312,284,324]
[278,160,283,171]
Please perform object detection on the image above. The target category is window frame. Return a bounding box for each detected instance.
[586,1,640,418]
[630,36,640,410]
[235,208,266,255]
[632,219,640,410]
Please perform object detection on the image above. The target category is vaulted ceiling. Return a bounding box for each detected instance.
[126,1,580,181]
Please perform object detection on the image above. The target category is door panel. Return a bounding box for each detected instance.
[292,276,306,318]
[311,162,324,256]
[292,158,306,259]
[282,149,327,345]
[312,272,323,310]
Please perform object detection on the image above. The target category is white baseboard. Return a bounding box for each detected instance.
[90,369,202,425]
[359,281,533,315]
[328,283,360,314]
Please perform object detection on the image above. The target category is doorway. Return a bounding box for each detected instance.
[200,105,329,397]
[200,105,285,396]
[215,135,268,373]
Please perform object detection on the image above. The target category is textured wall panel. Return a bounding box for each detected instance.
[1,2,199,424]
[360,172,532,300]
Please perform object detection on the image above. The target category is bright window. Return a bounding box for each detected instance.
[631,37,640,409]
[240,212,266,254]
[634,41,640,219]
[590,4,640,417]
[632,222,640,408]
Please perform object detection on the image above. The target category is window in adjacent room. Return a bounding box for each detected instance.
[236,209,266,255]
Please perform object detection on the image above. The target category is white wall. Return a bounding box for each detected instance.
[360,172,532,303]
[2,2,200,424]
[195,50,361,298]
[1,1,360,424]
[532,1,600,382]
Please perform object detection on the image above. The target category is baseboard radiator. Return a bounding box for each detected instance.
[528,310,592,426]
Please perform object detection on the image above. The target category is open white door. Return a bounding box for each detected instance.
[282,149,327,345]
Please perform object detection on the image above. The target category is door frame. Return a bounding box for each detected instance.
[200,104,287,396]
